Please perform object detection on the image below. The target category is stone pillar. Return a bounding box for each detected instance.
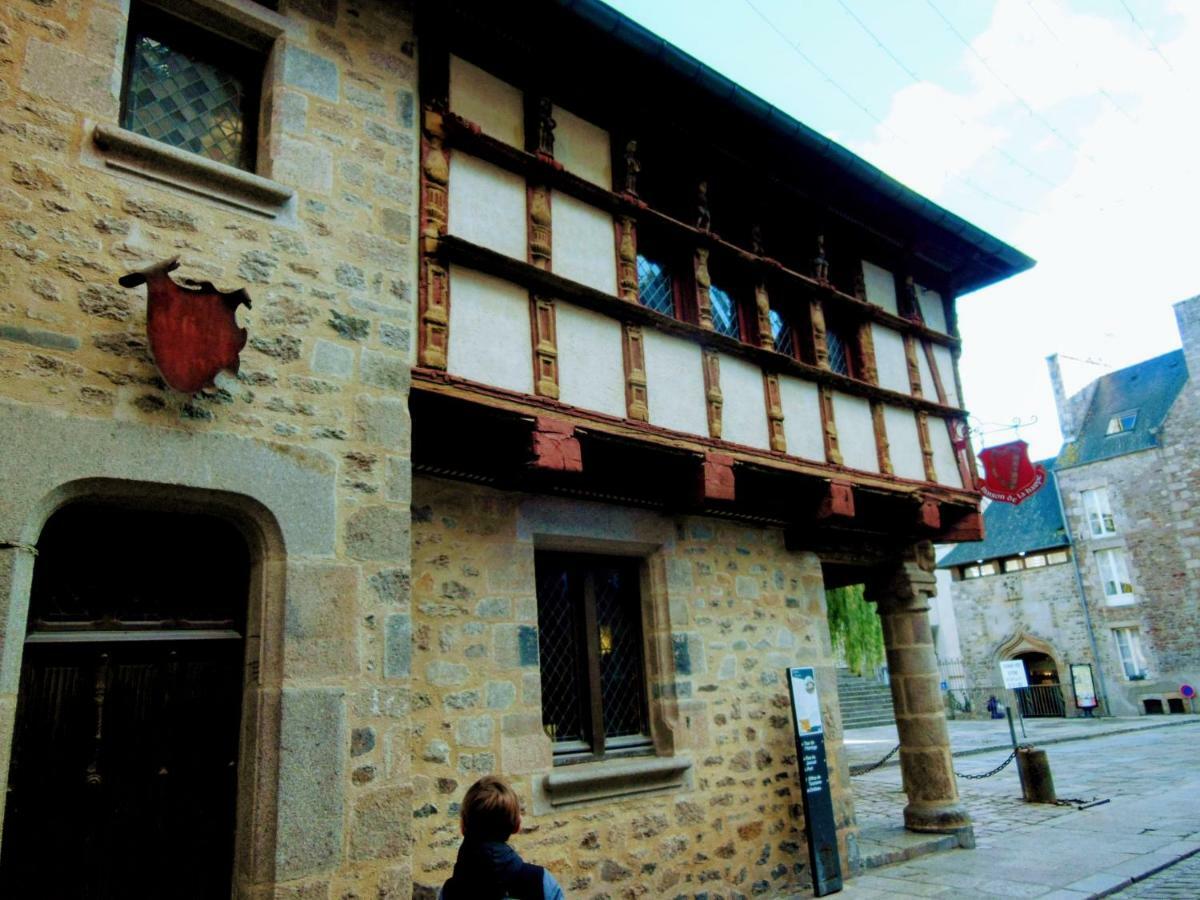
[868,543,972,838]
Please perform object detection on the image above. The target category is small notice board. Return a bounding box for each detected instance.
[1000,660,1029,690]
[1070,663,1098,709]
[787,667,842,896]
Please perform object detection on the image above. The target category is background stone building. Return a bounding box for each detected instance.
[0,0,1030,896]
[940,296,1200,719]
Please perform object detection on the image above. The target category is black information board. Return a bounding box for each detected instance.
[787,666,843,896]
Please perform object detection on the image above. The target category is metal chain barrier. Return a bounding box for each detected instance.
[849,743,900,776]
[954,748,1019,780]
[850,744,1024,780]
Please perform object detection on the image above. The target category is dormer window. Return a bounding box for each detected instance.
[1105,410,1138,435]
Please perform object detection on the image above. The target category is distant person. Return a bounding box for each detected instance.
[440,776,564,900]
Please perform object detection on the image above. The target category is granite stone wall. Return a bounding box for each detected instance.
[0,0,419,895]
[1056,369,1200,715]
[409,475,857,899]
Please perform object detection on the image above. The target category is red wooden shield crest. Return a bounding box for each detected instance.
[119,258,250,394]
[978,440,1046,504]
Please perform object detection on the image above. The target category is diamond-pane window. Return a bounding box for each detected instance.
[709,284,740,339]
[637,254,675,317]
[121,7,261,171]
[536,553,650,762]
[769,308,794,357]
[825,326,850,376]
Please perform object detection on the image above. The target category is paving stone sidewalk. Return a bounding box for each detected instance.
[842,714,1200,768]
[826,719,1200,899]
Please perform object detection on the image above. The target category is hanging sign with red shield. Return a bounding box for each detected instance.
[119,257,250,394]
[978,440,1046,504]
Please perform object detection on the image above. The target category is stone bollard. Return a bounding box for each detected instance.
[1017,747,1056,803]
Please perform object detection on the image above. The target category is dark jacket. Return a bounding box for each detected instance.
[441,837,546,900]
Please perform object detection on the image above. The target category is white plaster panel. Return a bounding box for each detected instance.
[643,331,708,437]
[884,406,926,481]
[916,284,948,333]
[553,104,612,189]
[556,303,626,418]
[862,261,898,315]
[779,376,825,462]
[448,153,527,261]
[832,392,878,472]
[719,355,770,450]
[552,191,618,294]
[872,324,910,394]
[447,266,533,395]
[449,55,524,148]
[932,345,960,407]
[916,343,939,400]
[930,417,964,489]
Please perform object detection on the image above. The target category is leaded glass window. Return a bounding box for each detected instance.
[769,308,794,357]
[636,254,675,317]
[709,284,740,339]
[121,6,261,171]
[826,325,850,376]
[536,552,651,762]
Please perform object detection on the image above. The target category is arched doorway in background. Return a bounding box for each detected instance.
[1013,651,1066,718]
[0,500,249,898]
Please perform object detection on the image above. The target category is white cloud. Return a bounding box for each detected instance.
[849,1,1200,458]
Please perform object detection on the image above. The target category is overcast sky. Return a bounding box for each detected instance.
[604,0,1198,461]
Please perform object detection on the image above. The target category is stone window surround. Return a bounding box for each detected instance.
[516,506,695,814]
[85,0,295,219]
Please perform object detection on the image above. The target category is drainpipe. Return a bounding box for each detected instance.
[1051,469,1111,716]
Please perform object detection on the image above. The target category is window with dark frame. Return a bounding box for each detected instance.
[636,251,677,318]
[708,282,741,339]
[535,552,652,763]
[824,318,853,377]
[768,306,795,357]
[120,3,264,172]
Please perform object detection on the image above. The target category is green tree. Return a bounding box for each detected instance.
[826,584,885,676]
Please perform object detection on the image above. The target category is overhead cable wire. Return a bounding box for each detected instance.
[741,0,1040,217]
[833,0,1093,202]
[1025,0,1141,124]
[1117,0,1176,72]
[925,0,1100,166]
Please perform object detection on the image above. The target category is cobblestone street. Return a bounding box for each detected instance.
[836,719,1200,898]
[1113,850,1200,897]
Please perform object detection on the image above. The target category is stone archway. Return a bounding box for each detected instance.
[993,631,1072,716]
[0,402,340,892]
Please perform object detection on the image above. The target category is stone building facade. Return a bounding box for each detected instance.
[941,297,1200,719]
[0,0,1031,896]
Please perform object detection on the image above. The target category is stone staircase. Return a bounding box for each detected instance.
[836,668,897,729]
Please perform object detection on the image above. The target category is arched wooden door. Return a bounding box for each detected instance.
[0,502,248,898]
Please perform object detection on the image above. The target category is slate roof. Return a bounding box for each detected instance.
[1056,350,1187,470]
[938,460,1068,568]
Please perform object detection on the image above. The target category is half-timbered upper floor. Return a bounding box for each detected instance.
[411,0,1034,548]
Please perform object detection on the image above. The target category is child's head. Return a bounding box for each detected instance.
[461,775,522,841]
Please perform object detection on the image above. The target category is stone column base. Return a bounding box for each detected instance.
[903,799,973,837]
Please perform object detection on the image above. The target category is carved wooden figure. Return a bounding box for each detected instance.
[695,180,711,232]
[536,96,556,158]
[118,257,249,394]
[813,234,830,284]
[623,139,640,196]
